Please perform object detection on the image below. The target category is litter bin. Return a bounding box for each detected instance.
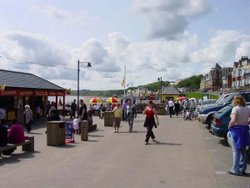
[81,120,88,141]
[47,121,65,146]
[104,111,114,126]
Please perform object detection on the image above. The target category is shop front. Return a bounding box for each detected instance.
[0,69,67,123]
[0,88,66,123]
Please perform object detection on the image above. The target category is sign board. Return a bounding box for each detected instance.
[65,121,73,140]
[0,88,66,96]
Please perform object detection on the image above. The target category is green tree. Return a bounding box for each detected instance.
[138,81,170,92]
[176,75,202,90]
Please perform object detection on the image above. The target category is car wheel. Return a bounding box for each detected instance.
[206,115,213,130]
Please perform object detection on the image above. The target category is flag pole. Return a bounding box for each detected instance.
[123,66,126,98]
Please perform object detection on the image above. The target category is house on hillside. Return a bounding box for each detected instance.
[200,63,232,91]
[232,56,250,89]
[160,86,183,102]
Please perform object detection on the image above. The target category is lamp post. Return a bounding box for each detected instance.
[158,77,162,101]
[77,60,92,109]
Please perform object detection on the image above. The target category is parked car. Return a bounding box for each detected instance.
[210,105,233,138]
[194,99,217,118]
[198,91,250,129]
[211,104,250,153]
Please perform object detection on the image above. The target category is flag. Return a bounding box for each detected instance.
[0,85,6,92]
[121,76,125,87]
[121,66,126,87]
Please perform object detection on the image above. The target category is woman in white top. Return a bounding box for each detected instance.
[228,95,250,176]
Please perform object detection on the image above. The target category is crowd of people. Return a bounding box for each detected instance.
[164,98,198,120]
[1,96,249,177]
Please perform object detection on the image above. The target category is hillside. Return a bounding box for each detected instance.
[70,74,202,96]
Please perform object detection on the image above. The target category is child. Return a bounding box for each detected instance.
[73,118,80,134]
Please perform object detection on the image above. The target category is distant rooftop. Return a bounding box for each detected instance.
[161,86,183,95]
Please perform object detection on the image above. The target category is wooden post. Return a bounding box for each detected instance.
[81,120,88,141]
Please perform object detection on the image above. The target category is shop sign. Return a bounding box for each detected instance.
[0,88,66,96]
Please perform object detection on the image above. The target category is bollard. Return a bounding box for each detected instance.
[81,120,88,141]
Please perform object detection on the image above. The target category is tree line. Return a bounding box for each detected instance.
[70,74,203,96]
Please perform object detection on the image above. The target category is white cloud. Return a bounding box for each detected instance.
[0,31,70,68]
[1,28,250,90]
[191,30,250,68]
[33,4,99,25]
[132,0,212,39]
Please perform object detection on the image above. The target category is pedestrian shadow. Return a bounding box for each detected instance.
[114,130,147,134]
[150,141,182,146]
[26,132,43,135]
[132,130,147,133]
[86,140,99,142]
[48,144,76,149]
[88,134,104,138]
[95,129,104,132]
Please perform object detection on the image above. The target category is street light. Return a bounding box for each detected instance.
[158,77,162,101]
[77,60,92,109]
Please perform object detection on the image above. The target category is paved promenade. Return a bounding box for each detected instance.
[0,114,249,188]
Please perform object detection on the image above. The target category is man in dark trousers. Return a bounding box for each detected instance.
[78,99,88,133]
[0,119,8,147]
[70,99,77,119]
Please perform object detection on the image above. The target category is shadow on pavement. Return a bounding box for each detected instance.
[115,131,147,134]
[26,132,43,135]
[218,139,229,147]
[0,151,39,166]
[47,144,76,149]
[133,130,147,133]
[86,140,99,142]
[88,134,104,138]
[149,141,182,146]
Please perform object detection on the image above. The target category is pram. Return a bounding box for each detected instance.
[184,109,192,120]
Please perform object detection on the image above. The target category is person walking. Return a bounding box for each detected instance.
[78,99,88,121]
[24,104,33,133]
[0,119,8,147]
[183,98,191,119]
[228,95,250,176]
[122,100,127,121]
[174,100,180,117]
[143,101,159,145]
[78,99,88,133]
[126,100,136,132]
[112,103,122,133]
[165,99,169,115]
[168,98,174,118]
[70,99,77,119]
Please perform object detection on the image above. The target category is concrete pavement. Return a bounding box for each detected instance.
[0,114,249,188]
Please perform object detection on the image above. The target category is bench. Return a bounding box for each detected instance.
[0,136,34,157]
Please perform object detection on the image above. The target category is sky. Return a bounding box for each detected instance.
[0,0,250,90]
